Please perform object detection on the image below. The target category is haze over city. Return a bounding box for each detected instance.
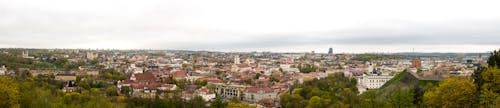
[4,0,500,108]
[1,0,500,53]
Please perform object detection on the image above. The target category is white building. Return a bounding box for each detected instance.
[0,65,6,75]
[195,87,216,101]
[234,55,240,64]
[357,73,393,89]
[22,51,34,59]
[356,62,393,89]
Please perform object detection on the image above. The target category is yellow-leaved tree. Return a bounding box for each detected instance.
[0,76,20,108]
[424,77,476,108]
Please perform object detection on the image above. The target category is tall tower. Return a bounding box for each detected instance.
[328,47,333,54]
[234,55,240,64]
[22,50,28,57]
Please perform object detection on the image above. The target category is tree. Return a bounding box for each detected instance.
[188,96,207,108]
[306,96,322,108]
[297,64,318,73]
[0,76,20,107]
[280,94,307,108]
[227,102,256,108]
[195,79,208,88]
[210,96,226,108]
[174,79,189,90]
[120,86,132,96]
[280,73,359,108]
[488,49,500,68]
[387,87,415,108]
[424,77,476,107]
[106,86,119,96]
[479,67,500,107]
[254,73,261,79]
[357,90,387,108]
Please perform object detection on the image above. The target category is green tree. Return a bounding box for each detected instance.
[387,87,415,108]
[306,96,322,108]
[210,96,226,108]
[357,90,387,108]
[488,49,500,67]
[106,86,119,96]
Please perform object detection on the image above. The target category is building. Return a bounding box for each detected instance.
[172,70,188,80]
[118,72,175,97]
[412,58,422,68]
[356,67,393,90]
[213,84,247,100]
[22,51,34,59]
[234,55,240,64]
[328,47,333,54]
[243,87,278,103]
[195,87,216,101]
[86,52,97,60]
[0,65,6,75]
[55,73,78,92]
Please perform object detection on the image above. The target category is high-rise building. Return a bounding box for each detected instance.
[328,48,333,54]
[234,55,240,64]
[412,58,422,68]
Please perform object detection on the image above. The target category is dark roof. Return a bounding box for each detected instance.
[56,73,76,76]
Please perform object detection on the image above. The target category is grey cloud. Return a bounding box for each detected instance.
[1,0,500,52]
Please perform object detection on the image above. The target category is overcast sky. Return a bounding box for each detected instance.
[1,0,500,53]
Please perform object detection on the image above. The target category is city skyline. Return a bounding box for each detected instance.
[1,0,500,53]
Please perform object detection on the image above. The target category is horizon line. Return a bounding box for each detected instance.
[0,47,495,54]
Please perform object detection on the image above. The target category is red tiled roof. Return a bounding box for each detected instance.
[147,82,161,89]
[122,80,134,84]
[173,70,187,78]
[131,83,144,89]
[134,72,155,81]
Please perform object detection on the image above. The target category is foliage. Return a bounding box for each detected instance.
[478,67,500,107]
[488,49,500,67]
[0,53,85,71]
[380,70,408,88]
[0,76,20,107]
[424,77,476,107]
[210,96,227,108]
[270,77,280,82]
[174,79,189,90]
[227,102,256,108]
[101,68,127,80]
[385,86,415,108]
[280,73,358,107]
[416,69,422,74]
[297,64,318,73]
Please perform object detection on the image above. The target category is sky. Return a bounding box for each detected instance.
[1,0,500,53]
